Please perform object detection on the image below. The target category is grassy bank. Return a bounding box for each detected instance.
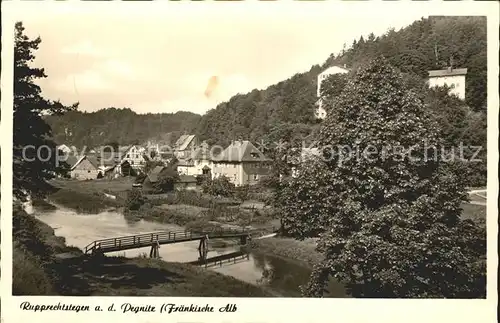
[251,237,321,268]
[48,188,122,213]
[12,205,274,297]
[53,256,273,296]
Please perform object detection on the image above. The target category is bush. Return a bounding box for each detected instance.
[235,185,250,202]
[125,189,148,211]
[49,189,119,213]
[184,220,224,233]
[202,176,235,197]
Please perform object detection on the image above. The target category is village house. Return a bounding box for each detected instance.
[142,165,166,192]
[174,175,198,191]
[192,142,213,177]
[212,140,271,186]
[316,65,349,119]
[173,134,198,159]
[176,142,213,177]
[66,155,99,180]
[428,66,467,100]
[142,165,198,192]
[176,159,196,176]
[120,145,147,170]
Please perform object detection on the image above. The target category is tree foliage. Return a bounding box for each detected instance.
[202,176,235,197]
[125,189,147,211]
[144,160,165,175]
[275,58,485,298]
[13,22,78,201]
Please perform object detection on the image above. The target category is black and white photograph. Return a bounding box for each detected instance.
[1,1,498,321]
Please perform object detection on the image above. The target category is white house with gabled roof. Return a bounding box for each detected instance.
[316,65,349,119]
[428,67,467,100]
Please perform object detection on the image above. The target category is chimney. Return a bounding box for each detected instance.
[343,64,347,69]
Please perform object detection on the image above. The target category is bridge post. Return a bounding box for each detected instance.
[198,235,209,263]
[240,235,247,245]
[150,241,160,258]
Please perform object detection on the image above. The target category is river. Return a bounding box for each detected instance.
[30,204,347,297]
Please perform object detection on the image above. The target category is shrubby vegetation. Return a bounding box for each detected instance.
[49,189,120,213]
[125,189,148,211]
[201,176,236,197]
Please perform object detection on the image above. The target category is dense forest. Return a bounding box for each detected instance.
[46,16,486,154]
[45,108,201,148]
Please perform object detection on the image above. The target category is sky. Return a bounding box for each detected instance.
[16,4,430,116]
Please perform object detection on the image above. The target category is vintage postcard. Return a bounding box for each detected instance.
[1,1,498,323]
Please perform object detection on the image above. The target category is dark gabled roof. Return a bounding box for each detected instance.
[428,68,467,77]
[147,166,165,183]
[178,175,197,183]
[177,158,194,167]
[213,140,271,163]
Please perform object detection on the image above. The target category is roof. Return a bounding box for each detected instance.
[177,175,197,183]
[65,155,79,168]
[174,135,196,151]
[213,140,271,163]
[177,159,194,167]
[66,155,98,170]
[147,166,166,183]
[428,68,467,77]
[87,156,99,168]
[320,65,349,76]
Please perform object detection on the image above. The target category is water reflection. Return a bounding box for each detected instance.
[33,204,346,297]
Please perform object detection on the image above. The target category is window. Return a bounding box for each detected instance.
[253,175,258,180]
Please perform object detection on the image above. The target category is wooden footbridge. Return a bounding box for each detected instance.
[84,227,266,258]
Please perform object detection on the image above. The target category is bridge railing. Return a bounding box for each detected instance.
[83,226,264,254]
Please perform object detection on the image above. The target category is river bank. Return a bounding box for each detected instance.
[42,181,323,271]
[13,205,275,297]
[251,237,321,268]
[45,186,318,270]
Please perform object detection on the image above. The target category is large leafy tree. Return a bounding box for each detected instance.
[275,58,485,298]
[13,22,77,200]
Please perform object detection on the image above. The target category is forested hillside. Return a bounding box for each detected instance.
[45,108,201,148]
[195,16,486,146]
